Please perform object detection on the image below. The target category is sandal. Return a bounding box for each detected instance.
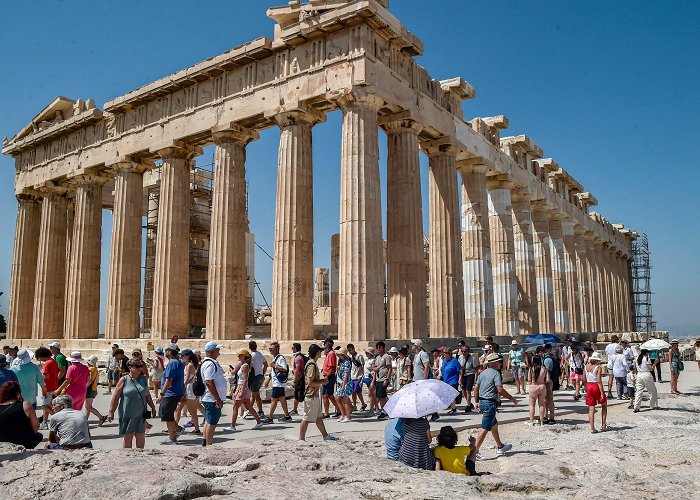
[591,429,598,434]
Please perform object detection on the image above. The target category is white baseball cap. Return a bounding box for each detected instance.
[411,339,423,347]
[49,342,61,349]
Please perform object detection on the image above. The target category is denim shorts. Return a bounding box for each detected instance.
[271,387,286,399]
[322,375,337,396]
[203,401,222,425]
[480,400,498,431]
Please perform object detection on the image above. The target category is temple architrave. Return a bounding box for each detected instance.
[2,0,638,356]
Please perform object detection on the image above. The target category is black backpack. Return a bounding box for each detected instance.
[544,353,561,391]
[193,359,217,397]
[295,358,314,402]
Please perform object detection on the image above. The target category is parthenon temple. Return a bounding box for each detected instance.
[3,0,637,347]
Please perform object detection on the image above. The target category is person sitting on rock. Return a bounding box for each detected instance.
[0,381,42,449]
[46,394,93,450]
[434,426,485,476]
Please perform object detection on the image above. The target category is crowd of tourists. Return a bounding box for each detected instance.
[0,334,689,477]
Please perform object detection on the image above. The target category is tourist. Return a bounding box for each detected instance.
[527,354,549,425]
[669,339,683,395]
[12,349,46,409]
[486,336,500,355]
[458,344,478,413]
[431,347,443,379]
[612,345,628,399]
[434,426,479,476]
[225,349,264,431]
[649,348,662,382]
[621,339,635,369]
[105,343,119,395]
[131,349,149,378]
[156,345,185,445]
[0,354,18,390]
[384,417,404,460]
[298,344,337,442]
[363,347,377,413]
[560,341,572,390]
[176,349,202,433]
[626,364,637,409]
[248,341,267,418]
[479,345,492,369]
[388,347,400,392]
[291,343,306,416]
[147,347,166,398]
[108,358,156,449]
[46,394,93,450]
[200,341,227,446]
[267,341,292,422]
[695,339,700,371]
[398,416,434,470]
[0,381,42,448]
[84,356,107,426]
[473,353,517,460]
[584,352,608,433]
[440,348,461,416]
[604,335,620,398]
[507,340,528,395]
[347,344,367,411]
[569,347,585,401]
[373,341,393,420]
[33,348,56,430]
[633,349,660,412]
[541,344,557,424]
[170,335,179,345]
[335,348,353,423]
[396,347,412,389]
[2,346,12,365]
[411,339,438,420]
[113,349,129,378]
[321,338,340,418]
[55,351,90,411]
[49,342,68,384]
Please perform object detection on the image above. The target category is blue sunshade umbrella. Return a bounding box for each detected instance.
[522,334,562,345]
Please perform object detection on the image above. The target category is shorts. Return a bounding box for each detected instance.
[480,400,498,431]
[375,380,388,399]
[185,383,196,400]
[159,396,180,422]
[86,388,98,400]
[322,375,337,396]
[351,379,363,394]
[202,401,222,425]
[107,369,119,384]
[570,370,584,381]
[450,383,462,404]
[511,365,527,379]
[271,387,286,399]
[529,384,546,406]
[585,382,607,407]
[462,374,475,392]
[37,392,55,407]
[545,381,554,406]
[250,374,264,392]
[363,377,373,388]
[303,396,322,422]
[235,386,252,402]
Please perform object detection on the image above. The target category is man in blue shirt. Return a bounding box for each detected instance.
[384,418,404,460]
[156,344,184,445]
[440,348,462,416]
[0,354,19,390]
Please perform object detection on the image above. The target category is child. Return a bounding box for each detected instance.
[433,426,483,476]
[626,365,637,409]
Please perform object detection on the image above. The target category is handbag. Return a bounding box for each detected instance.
[130,377,152,420]
[679,361,685,372]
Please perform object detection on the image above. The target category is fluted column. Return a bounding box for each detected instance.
[549,216,570,333]
[8,195,41,339]
[613,251,624,332]
[531,202,555,333]
[586,237,601,332]
[426,145,464,338]
[33,187,68,339]
[459,162,495,337]
[330,233,339,325]
[105,162,147,339]
[64,202,75,305]
[337,94,385,342]
[574,229,592,332]
[271,111,320,341]
[384,118,426,339]
[511,193,538,334]
[595,243,609,332]
[622,255,633,331]
[562,221,580,332]
[151,142,202,340]
[486,178,519,336]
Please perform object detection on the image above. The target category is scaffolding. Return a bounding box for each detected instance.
[631,232,655,334]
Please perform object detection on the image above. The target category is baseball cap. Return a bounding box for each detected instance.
[165,343,180,353]
[410,339,423,347]
[389,347,399,353]
[324,337,334,346]
[237,348,250,357]
[511,339,518,345]
[204,341,223,352]
[49,342,61,349]
[180,348,194,357]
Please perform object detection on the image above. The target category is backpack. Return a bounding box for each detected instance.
[193,359,217,397]
[544,353,561,391]
[273,355,289,384]
[296,359,317,403]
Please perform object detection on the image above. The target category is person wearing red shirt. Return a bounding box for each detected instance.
[321,338,340,418]
[35,347,58,430]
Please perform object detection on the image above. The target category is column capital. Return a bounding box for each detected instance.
[150,140,203,160]
[379,111,423,136]
[333,89,384,111]
[456,158,489,175]
[105,155,153,174]
[485,174,515,191]
[16,189,42,202]
[35,181,68,197]
[211,123,260,145]
[421,138,459,158]
[511,189,531,203]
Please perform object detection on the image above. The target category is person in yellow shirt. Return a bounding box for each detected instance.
[433,426,480,476]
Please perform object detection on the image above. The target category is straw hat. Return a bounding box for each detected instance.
[589,352,603,363]
[88,356,99,366]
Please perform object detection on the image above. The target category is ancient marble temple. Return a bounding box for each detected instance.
[3,0,636,344]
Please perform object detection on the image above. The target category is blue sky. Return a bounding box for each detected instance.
[1,1,698,334]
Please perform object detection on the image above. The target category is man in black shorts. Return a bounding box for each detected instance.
[373,341,393,420]
[458,343,478,412]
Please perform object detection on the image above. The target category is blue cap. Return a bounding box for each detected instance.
[205,341,223,352]
[179,348,194,357]
[324,338,334,346]
[154,347,164,354]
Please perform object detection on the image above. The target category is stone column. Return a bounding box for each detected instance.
[384,118,427,340]
[595,243,609,332]
[459,162,495,337]
[574,229,592,332]
[330,233,339,325]
[64,201,75,305]
[511,193,538,334]
[622,255,633,331]
[486,178,519,336]
[272,111,320,342]
[548,216,570,333]
[562,221,581,333]
[531,202,555,333]
[613,251,624,332]
[585,237,601,332]
[105,162,147,340]
[142,188,158,331]
[426,144,464,338]
[314,268,330,307]
[337,94,385,342]
[32,187,68,339]
[206,127,257,340]
[151,142,202,340]
[7,195,41,339]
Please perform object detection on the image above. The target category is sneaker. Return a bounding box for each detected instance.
[339,417,351,423]
[289,410,298,416]
[191,429,202,434]
[201,438,207,447]
[261,416,273,424]
[475,452,484,461]
[322,414,331,419]
[175,425,184,436]
[376,411,388,420]
[323,434,338,441]
[183,420,194,428]
[497,443,512,455]
[279,415,293,422]
[257,410,265,417]
[252,422,265,430]
[243,411,252,419]
[332,411,342,418]
[160,439,178,445]
[39,422,48,430]
[223,426,237,432]
[430,413,440,422]
[464,406,471,413]
[447,409,457,416]
[360,404,367,411]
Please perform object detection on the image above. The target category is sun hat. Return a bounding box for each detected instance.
[671,339,679,344]
[88,356,99,366]
[237,349,250,358]
[205,341,223,352]
[180,348,194,357]
[486,353,502,363]
[511,339,518,345]
[15,349,34,365]
[66,351,84,363]
[165,343,180,353]
[410,339,423,347]
[338,348,349,357]
[389,347,399,354]
[0,354,8,367]
[589,352,602,362]
[48,342,61,349]
[364,346,375,355]
[482,345,492,351]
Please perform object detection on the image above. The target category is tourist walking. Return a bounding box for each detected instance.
[347,344,366,411]
[626,365,637,409]
[373,341,393,419]
[569,347,585,401]
[33,347,56,429]
[156,345,185,445]
[321,338,340,418]
[266,341,292,422]
[55,352,90,412]
[0,354,18,391]
[46,394,93,450]
[695,339,700,370]
[225,349,264,431]
[147,346,166,398]
[12,349,46,411]
[611,346,628,399]
[49,342,68,384]
[175,349,202,433]
[440,348,461,415]
[584,352,608,433]
[0,381,42,449]
[474,353,517,460]
[398,417,435,470]
[108,358,156,448]
[200,341,227,446]
[248,341,267,418]
[396,347,412,389]
[106,343,119,395]
[633,349,660,412]
[363,347,377,413]
[298,344,337,442]
[528,354,549,425]
[669,339,683,394]
[542,344,557,424]
[604,335,620,398]
[458,345,478,413]
[291,343,306,416]
[335,348,353,423]
[84,356,107,425]
[649,349,662,382]
[388,347,400,392]
[507,340,528,395]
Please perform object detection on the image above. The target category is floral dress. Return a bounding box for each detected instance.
[335,358,352,397]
